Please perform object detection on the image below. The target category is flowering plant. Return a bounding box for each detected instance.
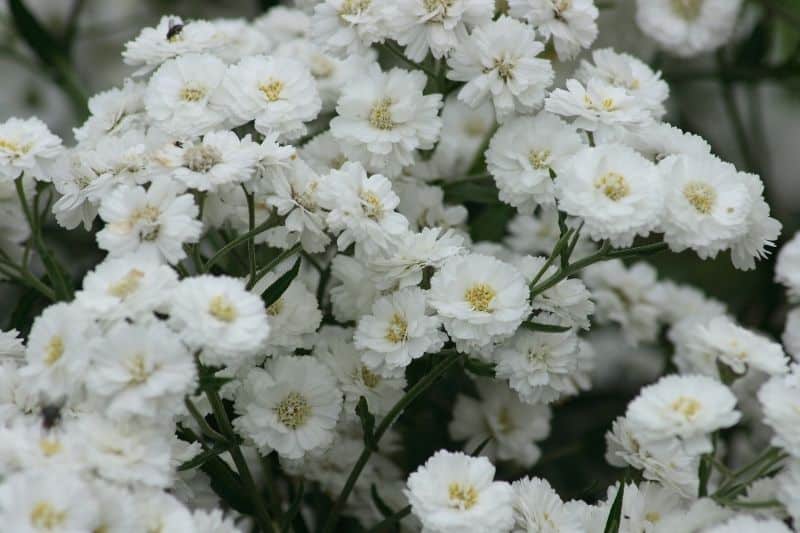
[1,0,800,532]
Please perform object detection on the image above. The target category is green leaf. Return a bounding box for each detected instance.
[603,482,625,533]
[178,442,232,471]
[698,453,713,497]
[201,456,253,515]
[464,357,496,377]
[197,365,234,393]
[261,257,301,308]
[8,0,67,67]
[522,321,572,333]
[280,481,305,532]
[716,360,740,386]
[470,435,493,456]
[356,396,377,451]
[443,182,501,205]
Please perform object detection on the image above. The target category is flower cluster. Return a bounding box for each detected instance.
[0,1,796,532]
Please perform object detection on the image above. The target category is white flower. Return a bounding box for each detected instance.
[300,131,349,174]
[448,16,554,122]
[511,476,584,533]
[730,171,781,271]
[405,450,515,533]
[86,321,196,421]
[486,112,584,213]
[582,260,662,346]
[329,253,381,322]
[545,78,654,131]
[508,0,599,60]
[123,16,221,75]
[626,374,740,455]
[611,481,686,533]
[210,18,271,63]
[165,131,261,192]
[435,96,495,177]
[657,153,753,261]
[505,206,596,258]
[395,181,468,232]
[96,179,202,264]
[330,65,442,177]
[704,515,791,533]
[49,149,112,230]
[0,329,24,359]
[191,508,243,533]
[429,253,530,351]
[317,162,409,253]
[758,366,800,457]
[75,254,178,323]
[316,326,405,418]
[635,0,744,58]
[355,287,447,377]
[556,144,663,247]
[777,460,800,523]
[609,121,711,162]
[783,308,800,359]
[254,6,311,45]
[388,0,494,61]
[449,378,551,467]
[311,0,388,58]
[144,53,227,138]
[74,79,146,144]
[0,470,100,532]
[517,256,594,330]
[20,302,98,403]
[169,275,270,367]
[234,357,342,459]
[776,231,800,301]
[216,55,321,140]
[576,47,669,120]
[494,321,583,404]
[0,117,62,182]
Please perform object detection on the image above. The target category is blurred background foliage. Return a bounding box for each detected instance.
[2,0,800,514]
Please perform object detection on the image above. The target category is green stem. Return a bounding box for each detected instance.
[248,244,302,291]
[321,350,463,533]
[185,398,227,443]
[243,186,258,285]
[380,41,439,79]
[203,219,273,273]
[366,505,412,532]
[717,52,760,175]
[0,260,57,301]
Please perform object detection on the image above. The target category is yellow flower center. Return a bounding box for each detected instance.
[126,353,150,384]
[339,0,371,17]
[385,313,408,344]
[683,181,716,214]
[266,298,284,317]
[448,482,479,510]
[275,391,311,429]
[179,85,206,102]
[670,396,702,420]
[360,190,383,219]
[494,58,514,81]
[108,268,145,299]
[39,438,62,457]
[369,98,395,130]
[259,80,284,102]
[464,283,496,313]
[645,511,661,523]
[0,137,31,156]
[183,145,222,173]
[30,501,67,530]
[209,295,237,322]
[497,406,514,434]
[528,149,551,170]
[595,171,630,201]
[44,336,64,366]
[358,365,382,388]
[671,0,703,20]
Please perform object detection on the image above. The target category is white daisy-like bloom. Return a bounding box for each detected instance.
[405,450,515,533]
[73,79,146,144]
[704,515,791,533]
[429,253,531,351]
[191,508,243,533]
[317,161,409,253]
[653,498,734,533]
[250,269,322,356]
[626,374,741,456]
[355,287,447,378]
[635,0,744,58]
[233,356,342,459]
[86,321,196,421]
[329,253,381,322]
[122,15,222,75]
[253,6,311,45]
[78,415,174,488]
[0,329,24,359]
[449,378,551,467]
[300,131,349,174]
[516,255,594,330]
[605,416,701,497]
[582,260,662,346]
[576,47,669,120]
[0,469,100,532]
[395,181,468,232]
[0,116,62,182]
[365,226,465,290]
[730,171,781,271]
[494,320,582,404]
[0,416,84,476]
[19,302,98,403]
[783,308,800,359]
[609,121,712,162]
[96,180,202,264]
[388,0,494,61]
[50,149,114,230]
[216,55,321,140]
[311,0,388,58]
[136,491,196,532]
[678,315,788,378]
[162,131,261,192]
[330,65,442,177]
[556,144,663,247]
[168,275,270,367]
[144,53,227,138]
[777,460,800,524]
[776,231,800,301]
[486,112,584,213]
[262,158,331,254]
[447,16,554,122]
[657,153,752,261]
[316,326,405,418]
[511,476,584,533]
[250,132,298,193]
[758,366,800,457]
[611,481,686,533]
[436,96,496,176]
[505,206,593,257]
[75,253,178,323]
[210,18,271,64]
[508,0,599,60]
